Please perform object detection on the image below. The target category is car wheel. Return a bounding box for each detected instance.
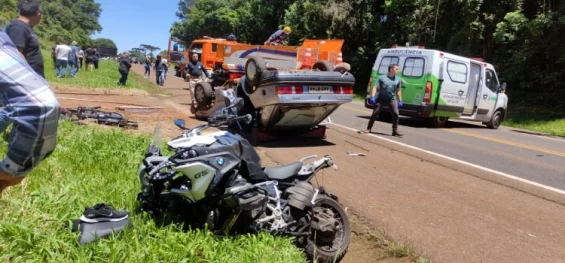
[194,82,214,106]
[244,56,267,93]
[486,110,502,129]
[431,116,449,128]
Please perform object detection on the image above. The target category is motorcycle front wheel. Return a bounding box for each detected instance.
[304,195,351,263]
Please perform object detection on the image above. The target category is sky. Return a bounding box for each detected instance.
[90,0,180,53]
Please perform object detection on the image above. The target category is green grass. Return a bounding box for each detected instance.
[0,121,306,262]
[43,53,160,92]
[504,107,565,137]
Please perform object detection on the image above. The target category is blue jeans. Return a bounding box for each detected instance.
[55,59,68,77]
[67,59,78,76]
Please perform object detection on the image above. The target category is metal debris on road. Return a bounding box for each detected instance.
[347,151,366,156]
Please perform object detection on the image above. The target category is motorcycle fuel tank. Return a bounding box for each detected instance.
[172,162,217,202]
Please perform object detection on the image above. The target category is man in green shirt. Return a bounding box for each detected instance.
[364,64,404,137]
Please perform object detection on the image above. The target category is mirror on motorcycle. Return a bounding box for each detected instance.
[174,119,188,130]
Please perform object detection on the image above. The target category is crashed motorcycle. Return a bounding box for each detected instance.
[137,99,351,263]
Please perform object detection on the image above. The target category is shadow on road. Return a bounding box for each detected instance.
[355,115,486,129]
[258,138,336,148]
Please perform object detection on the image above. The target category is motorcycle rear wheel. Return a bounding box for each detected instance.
[304,195,351,263]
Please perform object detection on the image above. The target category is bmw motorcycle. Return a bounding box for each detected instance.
[137,98,351,262]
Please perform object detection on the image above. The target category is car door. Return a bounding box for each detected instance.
[437,56,468,114]
[477,67,499,119]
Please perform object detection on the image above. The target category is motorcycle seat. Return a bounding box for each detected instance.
[263,162,303,181]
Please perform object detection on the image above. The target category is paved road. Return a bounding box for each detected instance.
[163,66,565,192]
[330,101,565,191]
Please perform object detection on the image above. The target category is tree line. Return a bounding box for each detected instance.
[0,0,116,49]
[171,0,564,111]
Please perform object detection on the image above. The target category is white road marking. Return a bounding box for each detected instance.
[329,122,565,195]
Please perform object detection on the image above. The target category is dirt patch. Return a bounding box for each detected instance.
[55,85,202,139]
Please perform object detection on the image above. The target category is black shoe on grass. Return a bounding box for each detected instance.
[79,203,129,223]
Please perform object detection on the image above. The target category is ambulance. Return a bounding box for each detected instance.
[365,45,508,129]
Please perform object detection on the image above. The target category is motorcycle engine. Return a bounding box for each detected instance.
[285,182,316,210]
[223,176,268,211]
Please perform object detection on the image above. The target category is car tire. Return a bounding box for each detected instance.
[244,56,267,93]
[431,116,449,128]
[486,110,502,129]
[194,82,214,106]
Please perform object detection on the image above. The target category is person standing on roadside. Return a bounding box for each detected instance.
[85,47,96,71]
[4,0,45,78]
[54,40,72,78]
[93,48,99,69]
[184,53,210,108]
[67,40,79,77]
[144,57,151,78]
[161,57,168,81]
[363,64,404,137]
[77,47,84,70]
[50,44,57,69]
[117,53,131,85]
[0,30,60,196]
[154,55,165,86]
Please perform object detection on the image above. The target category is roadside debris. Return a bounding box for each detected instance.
[60,106,138,129]
[347,151,366,157]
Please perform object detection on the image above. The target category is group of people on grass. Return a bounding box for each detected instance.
[114,53,169,86]
[50,41,100,78]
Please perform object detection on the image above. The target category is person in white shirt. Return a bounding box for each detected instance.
[161,58,168,81]
[54,40,72,77]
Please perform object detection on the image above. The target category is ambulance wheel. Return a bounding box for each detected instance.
[194,82,214,106]
[431,116,449,128]
[312,60,334,71]
[245,56,267,92]
[486,110,502,129]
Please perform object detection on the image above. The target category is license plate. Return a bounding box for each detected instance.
[308,86,331,93]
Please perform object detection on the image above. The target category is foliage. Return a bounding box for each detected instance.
[0,0,113,49]
[0,121,306,262]
[170,0,565,112]
[91,37,117,48]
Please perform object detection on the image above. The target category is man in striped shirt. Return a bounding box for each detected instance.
[0,30,60,195]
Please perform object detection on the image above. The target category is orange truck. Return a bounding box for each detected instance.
[167,37,345,81]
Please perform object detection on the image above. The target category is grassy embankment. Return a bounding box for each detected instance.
[0,45,306,262]
[40,43,161,92]
[0,122,307,262]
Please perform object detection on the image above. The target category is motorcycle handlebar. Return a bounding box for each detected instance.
[208,113,252,126]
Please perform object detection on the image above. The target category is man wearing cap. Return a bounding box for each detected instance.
[67,40,79,77]
[264,27,291,46]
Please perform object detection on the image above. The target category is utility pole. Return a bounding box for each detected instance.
[433,0,441,42]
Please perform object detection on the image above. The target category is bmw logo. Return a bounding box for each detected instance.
[216,157,225,165]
